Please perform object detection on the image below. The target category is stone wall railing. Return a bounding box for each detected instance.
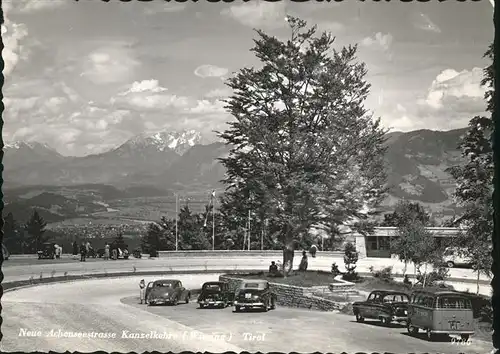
[219,274,351,312]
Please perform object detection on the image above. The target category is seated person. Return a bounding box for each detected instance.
[269,261,278,275]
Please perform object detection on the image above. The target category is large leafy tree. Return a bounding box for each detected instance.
[24,209,49,253]
[381,200,432,227]
[218,17,387,274]
[446,45,493,294]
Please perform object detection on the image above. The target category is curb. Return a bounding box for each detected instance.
[1,269,264,293]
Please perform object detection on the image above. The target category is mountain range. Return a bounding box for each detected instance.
[3,127,469,221]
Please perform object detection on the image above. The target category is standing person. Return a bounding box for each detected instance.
[85,241,91,254]
[299,250,308,271]
[309,244,317,258]
[111,242,118,260]
[139,279,146,304]
[72,241,79,260]
[80,242,87,262]
[104,243,110,260]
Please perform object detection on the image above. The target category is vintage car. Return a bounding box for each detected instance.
[443,247,474,268]
[197,281,234,308]
[234,279,277,312]
[146,279,191,306]
[37,242,56,260]
[353,290,410,325]
[407,289,474,341]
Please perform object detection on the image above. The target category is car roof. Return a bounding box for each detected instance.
[411,288,467,296]
[203,281,224,285]
[371,290,409,296]
[154,279,178,283]
[241,279,268,284]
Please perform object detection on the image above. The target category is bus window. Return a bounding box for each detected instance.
[438,297,472,309]
[424,296,434,308]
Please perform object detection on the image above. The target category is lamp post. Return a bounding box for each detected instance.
[175,193,179,251]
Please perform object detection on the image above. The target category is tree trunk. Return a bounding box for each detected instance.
[403,261,408,276]
[422,263,428,288]
[412,264,416,287]
[476,269,480,295]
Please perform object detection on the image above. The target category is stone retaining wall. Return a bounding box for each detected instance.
[219,274,348,312]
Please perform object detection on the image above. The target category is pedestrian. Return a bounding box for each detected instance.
[104,243,110,260]
[309,244,317,258]
[112,245,118,260]
[139,279,146,304]
[54,244,61,259]
[80,242,87,262]
[85,241,91,254]
[72,241,79,260]
[299,250,308,271]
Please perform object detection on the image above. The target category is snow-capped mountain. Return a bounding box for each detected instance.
[3,141,67,172]
[120,129,202,155]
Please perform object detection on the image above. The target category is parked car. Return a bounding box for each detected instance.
[407,289,474,341]
[234,279,277,312]
[146,279,191,306]
[443,247,474,268]
[37,242,55,260]
[198,281,234,308]
[353,290,410,326]
[2,244,9,260]
[132,248,142,258]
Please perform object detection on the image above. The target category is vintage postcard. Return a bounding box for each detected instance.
[0,0,495,353]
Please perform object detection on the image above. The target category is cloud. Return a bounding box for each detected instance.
[194,65,229,78]
[144,2,187,15]
[380,67,487,132]
[414,13,441,33]
[11,0,67,13]
[360,33,393,52]
[204,87,233,98]
[221,1,287,29]
[2,3,29,76]
[80,44,140,84]
[111,80,190,111]
[418,68,486,110]
[187,100,226,114]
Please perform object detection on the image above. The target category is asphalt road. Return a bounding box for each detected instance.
[2,255,489,283]
[1,274,492,353]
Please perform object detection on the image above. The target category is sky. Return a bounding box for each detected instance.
[1,0,494,157]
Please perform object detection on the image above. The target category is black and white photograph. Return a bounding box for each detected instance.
[0,0,496,353]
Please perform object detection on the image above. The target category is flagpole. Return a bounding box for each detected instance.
[212,190,215,251]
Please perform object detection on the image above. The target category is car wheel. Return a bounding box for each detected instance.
[380,317,391,326]
[263,300,269,312]
[461,334,470,342]
[355,313,364,323]
[447,261,455,268]
[173,297,179,306]
[407,322,418,335]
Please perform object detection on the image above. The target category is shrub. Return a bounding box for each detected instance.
[342,272,361,282]
[343,242,358,279]
[331,262,341,277]
[369,266,393,282]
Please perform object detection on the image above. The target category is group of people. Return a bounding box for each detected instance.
[72,241,92,261]
[71,240,128,261]
[268,249,312,275]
